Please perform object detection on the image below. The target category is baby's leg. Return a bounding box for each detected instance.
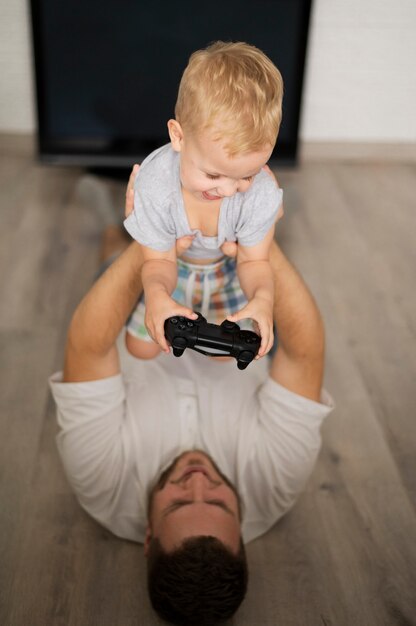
[125,332,161,359]
[125,296,161,359]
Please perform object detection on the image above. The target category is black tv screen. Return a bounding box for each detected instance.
[30,0,312,167]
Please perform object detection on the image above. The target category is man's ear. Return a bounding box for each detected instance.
[143,525,153,557]
[167,119,184,152]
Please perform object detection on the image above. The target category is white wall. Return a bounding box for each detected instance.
[301,0,416,142]
[0,0,35,133]
[1,0,415,142]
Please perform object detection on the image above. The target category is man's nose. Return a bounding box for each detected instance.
[183,471,209,499]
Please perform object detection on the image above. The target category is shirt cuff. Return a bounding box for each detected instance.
[261,376,335,417]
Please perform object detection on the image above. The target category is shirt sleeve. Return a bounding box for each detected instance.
[49,372,133,522]
[123,170,177,251]
[235,170,283,247]
[241,378,334,543]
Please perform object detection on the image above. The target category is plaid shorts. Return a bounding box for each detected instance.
[126,256,252,342]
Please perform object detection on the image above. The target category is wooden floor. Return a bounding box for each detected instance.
[1,136,415,625]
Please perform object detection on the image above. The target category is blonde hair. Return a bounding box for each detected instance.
[175,41,283,156]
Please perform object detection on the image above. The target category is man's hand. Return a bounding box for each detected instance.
[227,295,274,358]
[220,241,238,258]
[144,291,198,352]
[125,164,139,217]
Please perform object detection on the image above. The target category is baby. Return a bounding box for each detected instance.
[124,41,283,360]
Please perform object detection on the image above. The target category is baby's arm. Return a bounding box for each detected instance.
[141,245,197,351]
[227,223,276,357]
[125,165,197,351]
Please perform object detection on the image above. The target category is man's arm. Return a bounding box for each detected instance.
[269,241,325,402]
[63,241,145,382]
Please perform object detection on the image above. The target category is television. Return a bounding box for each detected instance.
[30,0,312,168]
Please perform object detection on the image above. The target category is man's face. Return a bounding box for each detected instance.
[168,120,273,203]
[145,451,241,555]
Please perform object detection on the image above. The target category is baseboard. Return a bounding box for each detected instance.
[0,132,36,157]
[300,141,416,163]
[1,133,415,164]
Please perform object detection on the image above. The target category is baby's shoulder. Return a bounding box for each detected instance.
[234,169,282,217]
[245,168,281,201]
[135,143,179,202]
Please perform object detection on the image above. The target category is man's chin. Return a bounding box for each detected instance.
[175,449,215,469]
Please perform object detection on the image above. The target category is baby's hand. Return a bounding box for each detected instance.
[226,296,274,358]
[145,292,198,353]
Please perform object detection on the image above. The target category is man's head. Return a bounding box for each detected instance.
[145,450,248,624]
[168,41,283,203]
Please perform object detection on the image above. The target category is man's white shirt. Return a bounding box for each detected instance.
[50,339,333,544]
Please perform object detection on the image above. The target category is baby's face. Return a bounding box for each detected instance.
[173,126,273,203]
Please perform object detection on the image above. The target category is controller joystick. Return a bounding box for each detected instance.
[172,336,187,357]
[164,313,261,370]
[221,319,239,331]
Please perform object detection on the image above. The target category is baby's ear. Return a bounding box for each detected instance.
[167,119,184,151]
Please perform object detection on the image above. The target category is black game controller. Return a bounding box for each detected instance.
[164,312,261,370]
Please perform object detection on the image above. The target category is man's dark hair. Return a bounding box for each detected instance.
[147,535,248,625]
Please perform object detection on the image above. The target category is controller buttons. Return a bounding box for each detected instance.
[240,333,259,344]
[170,317,178,324]
[178,323,186,330]
[186,321,194,327]
[222,320,237,330]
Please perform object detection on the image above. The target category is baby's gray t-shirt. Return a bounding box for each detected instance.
[124,143,283,260]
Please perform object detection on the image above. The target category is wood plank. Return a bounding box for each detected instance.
[0,160,107,624]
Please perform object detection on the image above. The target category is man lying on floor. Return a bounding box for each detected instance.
[49,177,333,626]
